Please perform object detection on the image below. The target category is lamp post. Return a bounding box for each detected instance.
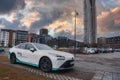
[74,10,78,56]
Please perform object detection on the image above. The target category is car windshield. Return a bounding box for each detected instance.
[34,43,53,50]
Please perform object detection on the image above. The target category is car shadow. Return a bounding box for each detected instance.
[16,62,74,74]
[51,69,74,74]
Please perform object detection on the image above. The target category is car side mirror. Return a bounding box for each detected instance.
[30,48,36,52]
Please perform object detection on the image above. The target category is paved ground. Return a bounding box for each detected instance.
[75,53,120,73]
[0,48,120,80]
[75,53,120,80]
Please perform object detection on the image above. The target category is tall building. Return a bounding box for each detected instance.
[0,29,16,47]
[15,30,28,45]
[84,0,97,45]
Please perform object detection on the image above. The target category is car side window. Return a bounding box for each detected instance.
[17,43,26,49]
[25,44,35,50]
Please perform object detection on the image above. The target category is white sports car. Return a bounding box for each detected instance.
[8,43,74,72]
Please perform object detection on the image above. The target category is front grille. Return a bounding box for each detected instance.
[60,60,74,68]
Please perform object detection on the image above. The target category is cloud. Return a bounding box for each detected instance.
[20,11,40,29]
[0,0,25,14]
[53,30,84,41]
[24,0,84,40]
[97,7,120,34]
[0,0,120,41]
[0,0,84,41]
[46,17,84,36]
[0,24,5,29]
[96,0,120,15]
[30,7,64,31]
[6,12,17,23]
[0,18,27,30]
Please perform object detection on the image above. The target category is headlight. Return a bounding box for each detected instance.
[49,53,65,60]
[56,55,65,60]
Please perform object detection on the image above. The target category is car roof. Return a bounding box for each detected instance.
[19,42,46,46]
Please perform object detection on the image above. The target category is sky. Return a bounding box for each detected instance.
[0,0,120,41]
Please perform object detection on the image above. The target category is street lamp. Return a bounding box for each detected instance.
[74,10,79,56]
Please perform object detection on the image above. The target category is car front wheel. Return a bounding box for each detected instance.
[40,57,52,72]
[10,54,16,64]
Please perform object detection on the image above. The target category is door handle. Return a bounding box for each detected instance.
[17,52,22,56]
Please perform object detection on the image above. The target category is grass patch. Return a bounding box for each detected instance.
[0,55,9,62]
[0,69,8,75]
[0,55,51,80]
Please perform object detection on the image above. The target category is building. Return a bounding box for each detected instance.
[84,0,97,45]
[97,36,120,48]
[106,36,120,44]
[97,37,106,44]
[32,35,53,44]
[15,30,28,45]
[97,37,106,47]
[105,36,120,48]
[57,36,69,47]
[47,36,69,48]
[32,29,53,44]
[47,36,84,48]
[0,29,16,47]
[40,29,48,35]
[27,33,38,42]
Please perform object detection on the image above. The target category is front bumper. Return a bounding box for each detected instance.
[52,60,74,70]
[59,60,74,69]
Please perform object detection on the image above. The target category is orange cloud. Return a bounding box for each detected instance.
[7,12,17,23]
[46,17,84,36]
[111,7,120,13]
[114,19,120,25]
[20,11,40,29]
[97,7,120,34]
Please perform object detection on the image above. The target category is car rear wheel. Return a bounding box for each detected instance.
[40,57,52,72]
[10,54,16,64]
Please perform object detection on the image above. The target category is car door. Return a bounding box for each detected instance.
[16,43,27,62]
[23,43,37,65]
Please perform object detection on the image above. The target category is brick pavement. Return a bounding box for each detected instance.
[92,71,120,80]
[2,62,84,80]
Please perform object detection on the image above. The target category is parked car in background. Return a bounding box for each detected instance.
[8,43,74,72]
[115,49,120,52]
[0,48,5,53]
[98,48,114,53]
[83,47,96,54]
[98,48,106,53]
[91,48,99,53]
[106,48,114,53]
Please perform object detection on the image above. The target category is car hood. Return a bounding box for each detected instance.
[38,50,74,57]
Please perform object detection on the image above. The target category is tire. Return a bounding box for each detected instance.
[10,54,16,64]
[40,57,52,72]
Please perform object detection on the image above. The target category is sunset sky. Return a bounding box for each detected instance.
[0,0,120,41]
